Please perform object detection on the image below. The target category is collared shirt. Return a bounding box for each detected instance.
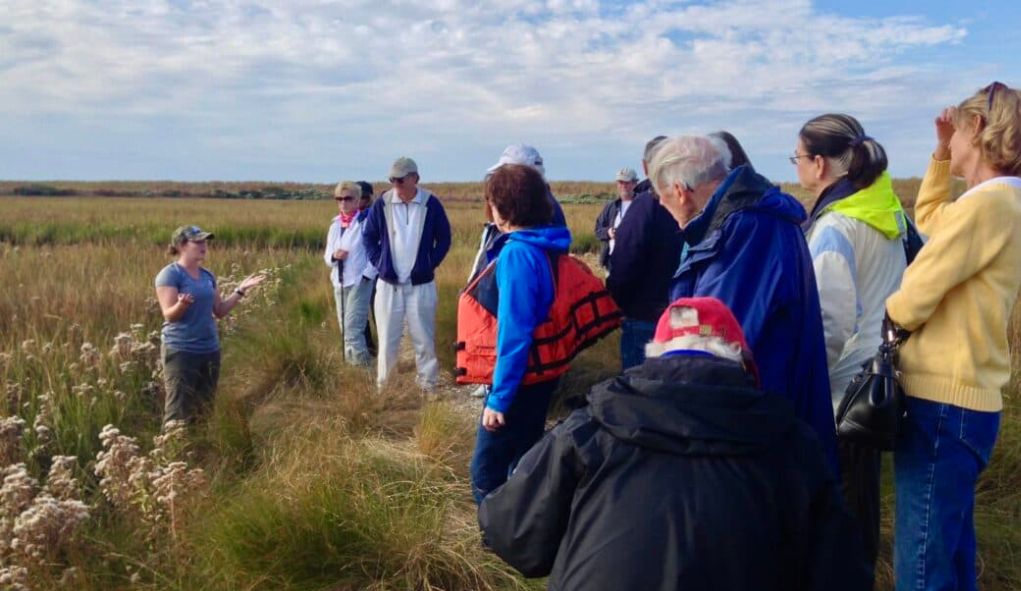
[390,188,428,283]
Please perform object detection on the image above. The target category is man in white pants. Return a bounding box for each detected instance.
[361,157,452,389]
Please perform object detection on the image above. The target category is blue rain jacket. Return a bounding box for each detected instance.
[670,165,838,472]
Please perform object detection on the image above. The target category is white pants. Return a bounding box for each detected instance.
[374,279,439,389]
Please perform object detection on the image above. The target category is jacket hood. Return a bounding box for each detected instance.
[684,165,806,245]
[586,356,797,456]
[502,225,572,252]
[823,173,905,239]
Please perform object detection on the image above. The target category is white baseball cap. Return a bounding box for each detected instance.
[615,167,638,182]
[487,143,546,177]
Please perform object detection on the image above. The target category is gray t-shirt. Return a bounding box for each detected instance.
[154,263,220,354]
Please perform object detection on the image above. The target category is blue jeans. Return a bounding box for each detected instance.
[894,397,1000,591]
[334,277,374,366]
[469,379,558,505]
[620,318,657,371]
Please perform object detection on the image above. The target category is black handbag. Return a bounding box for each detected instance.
[834,318,909,451]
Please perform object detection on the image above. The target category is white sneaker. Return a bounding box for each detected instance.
[470,385,489,399]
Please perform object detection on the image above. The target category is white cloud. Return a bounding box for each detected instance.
[0,0,987,180]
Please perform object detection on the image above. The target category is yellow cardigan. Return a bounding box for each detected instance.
[886,158,1021,412]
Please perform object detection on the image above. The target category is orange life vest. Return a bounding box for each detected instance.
[455,253,622,385]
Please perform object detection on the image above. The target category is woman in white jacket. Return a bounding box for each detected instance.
[795,113,909,582]
[324,181,377,366]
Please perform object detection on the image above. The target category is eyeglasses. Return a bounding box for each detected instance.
[334,195,356,202]
[389,176,407,185]
[985,81,1007,113]
[788,153,814,165]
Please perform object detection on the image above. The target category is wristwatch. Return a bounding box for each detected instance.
[234,288,246,298]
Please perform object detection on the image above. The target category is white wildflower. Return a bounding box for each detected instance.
[11,493,90,566]
[0,416,26,466]
[44,456,81,502]
[79,342,100,367]
[0,565,30,591]
[1,464,38,519]
[110,332,134,360]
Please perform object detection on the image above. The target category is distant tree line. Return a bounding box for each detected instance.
[9,184,329,200]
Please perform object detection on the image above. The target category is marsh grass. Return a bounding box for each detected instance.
[192,420,536,591]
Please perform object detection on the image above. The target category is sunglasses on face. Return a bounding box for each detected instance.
[788,153,813,165]
[389,176,409,185]
[335,195,356,202]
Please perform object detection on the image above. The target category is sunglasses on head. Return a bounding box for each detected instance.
[985,81,1007,113]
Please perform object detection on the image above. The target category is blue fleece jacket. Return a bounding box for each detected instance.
[362,191,452,285]
[671,165,839,474]
[486,225,572,413]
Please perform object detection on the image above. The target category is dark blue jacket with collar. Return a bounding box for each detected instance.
[606,193,682,322]
[670,165,838,473]
[362,190,452,286]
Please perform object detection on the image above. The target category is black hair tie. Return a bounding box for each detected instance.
[850,135,873,148]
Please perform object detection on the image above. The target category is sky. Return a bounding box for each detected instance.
[1,0,1019,183]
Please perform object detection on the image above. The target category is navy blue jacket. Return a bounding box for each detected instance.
[480,355,869,590]
[670,165,838,472]
[362,191,452,285]
[634,178,655,197]
[593,198,621,269]
[547,187,567,227]
[606,193,682,322]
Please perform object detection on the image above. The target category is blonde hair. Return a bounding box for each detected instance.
[955,83,1021,176]
[334,181,361,198]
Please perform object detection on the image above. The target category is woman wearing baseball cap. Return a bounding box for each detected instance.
[154,225,265,425]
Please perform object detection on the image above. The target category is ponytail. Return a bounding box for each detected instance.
[800,113,888,190]
[846,136,888,190]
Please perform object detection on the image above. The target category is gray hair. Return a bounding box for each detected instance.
[648,136,729,196]
[706,135,734,170]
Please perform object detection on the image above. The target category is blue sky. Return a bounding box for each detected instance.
[1,0,1018,183]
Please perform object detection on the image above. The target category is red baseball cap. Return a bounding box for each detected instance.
[645,297,759,384]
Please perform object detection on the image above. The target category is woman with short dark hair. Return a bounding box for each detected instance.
[467,164,570,505]
[155,226,265,424]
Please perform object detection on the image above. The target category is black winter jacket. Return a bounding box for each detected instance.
[479,356,870,591]
[593,198,622,269]
[605,192,682,322]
